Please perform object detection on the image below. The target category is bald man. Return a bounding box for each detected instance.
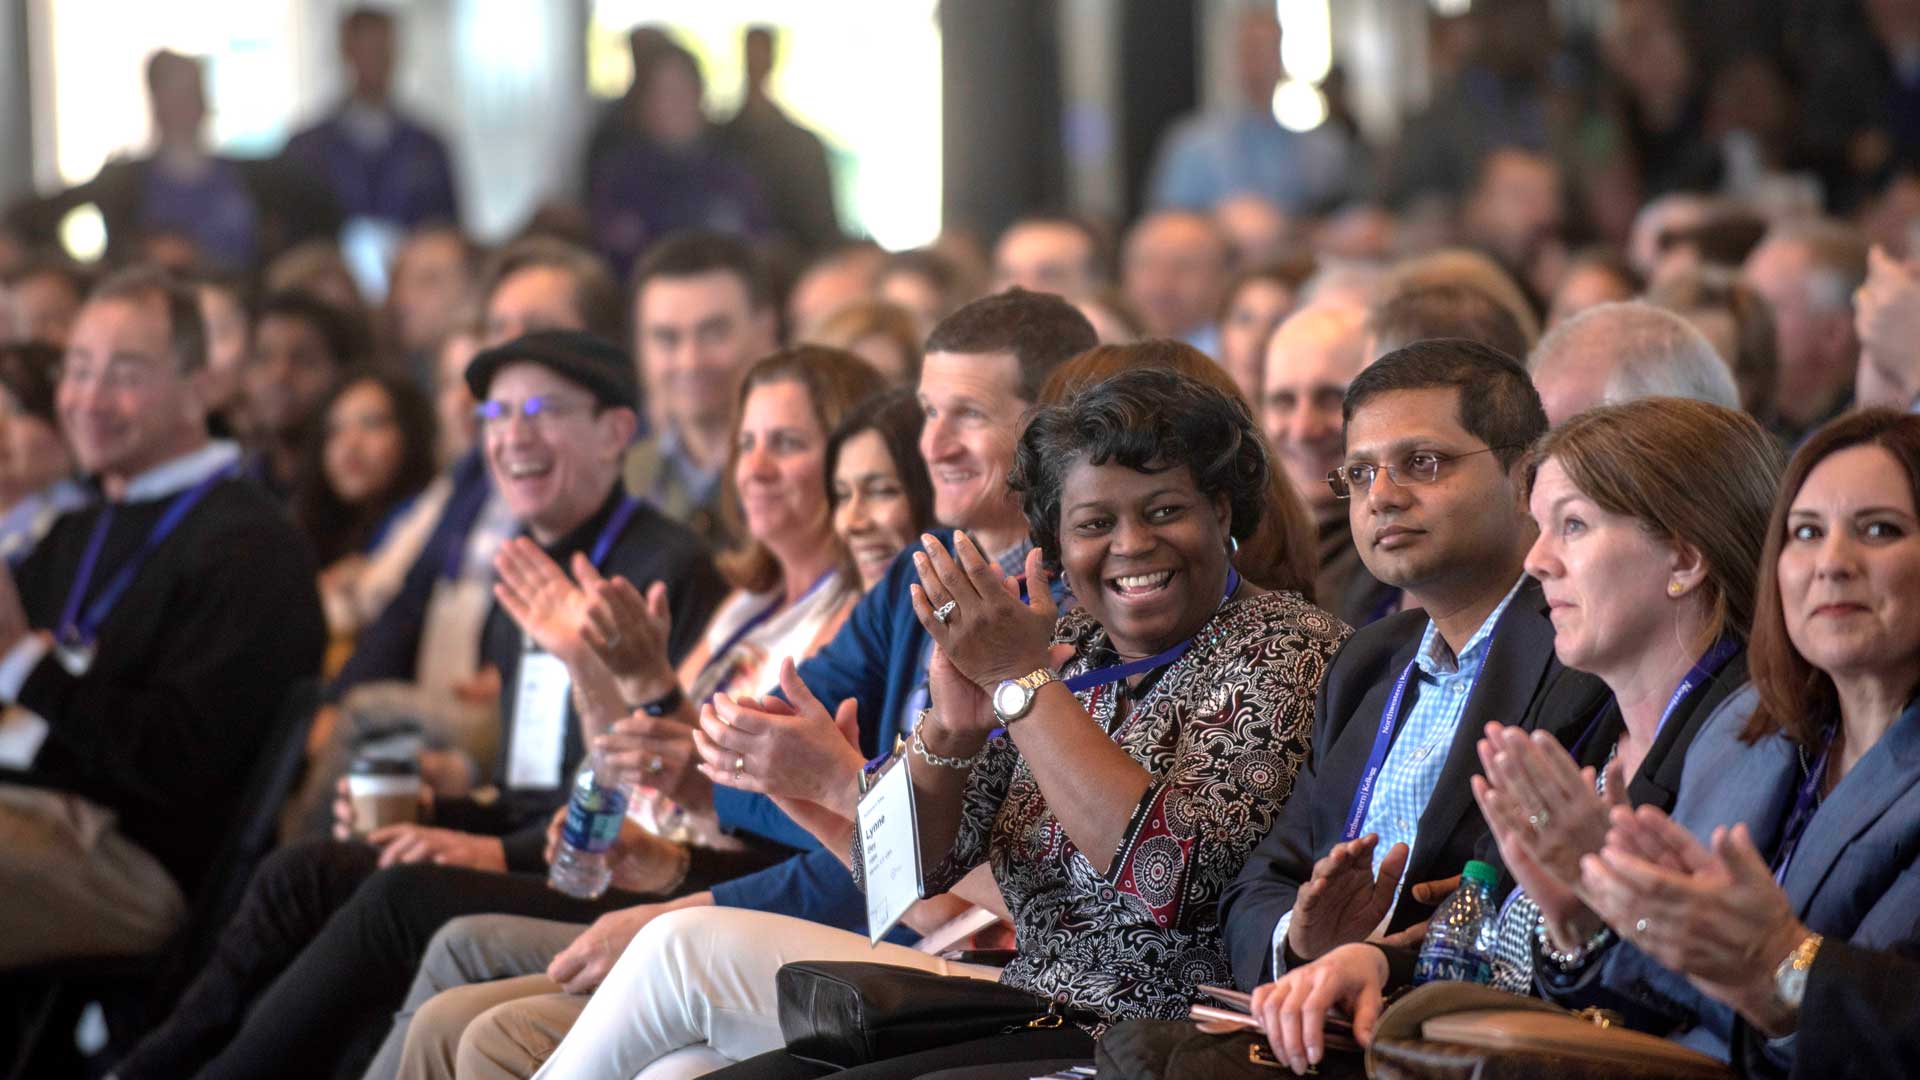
[1526,300,1740,426]
[1261,302,1390,625]
[1123,210,1234,354]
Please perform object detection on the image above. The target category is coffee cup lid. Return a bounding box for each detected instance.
[349,754,419,777]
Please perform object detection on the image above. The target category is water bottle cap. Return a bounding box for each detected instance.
[1462,860,1498,887]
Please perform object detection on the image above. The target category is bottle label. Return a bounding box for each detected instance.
[1413,941,1493,986]
[561,784,629,853]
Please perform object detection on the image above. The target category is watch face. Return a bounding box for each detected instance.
[993,679,1027,720]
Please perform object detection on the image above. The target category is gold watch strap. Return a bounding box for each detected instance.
[1015,668,1057,691]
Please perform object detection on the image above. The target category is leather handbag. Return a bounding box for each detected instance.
[775,961,1096,1069]
[1366,982,1733,1079]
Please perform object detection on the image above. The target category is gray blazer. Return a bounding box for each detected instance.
[1540,685,1920,1074]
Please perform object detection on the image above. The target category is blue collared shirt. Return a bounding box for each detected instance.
[1270,574,1527,970]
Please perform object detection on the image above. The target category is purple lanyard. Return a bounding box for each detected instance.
[868,565,1240,776]
[695,570,836,706]
[56,466,231,650]
[1654,637,1739,741]
[519,498,642,658]
[1568,638,1741,760]
[1772,733,1834,886]
[1341,658,1420,842]
[586,497,643,569]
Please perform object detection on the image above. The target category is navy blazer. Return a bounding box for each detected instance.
[1220,576,1611,988]
[1542,688,1920,1074]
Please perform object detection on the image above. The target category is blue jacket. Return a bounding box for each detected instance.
[707,532,945,938]
[1542,687,1920,1074]
[284,104,461,228]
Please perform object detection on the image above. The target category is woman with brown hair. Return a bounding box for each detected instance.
[1502,408,1920,1073]
[1247,398,1784,1069]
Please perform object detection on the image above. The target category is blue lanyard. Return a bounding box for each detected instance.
[1570,638,1742,760]
[993,567,1241,739]
[519,497,642,658]
[1654,638,1739,742]
[57,465,233,650]
[869,565,1241,775]
[1772,733,1833,886]
[1341,658,1419,842]
[695,570,836,705]
[587,497,642,569]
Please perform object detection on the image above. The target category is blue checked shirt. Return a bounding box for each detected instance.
[1271,575,1526,971]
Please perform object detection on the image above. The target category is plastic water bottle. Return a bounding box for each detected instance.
[1413,859,1499,986]
[548,751,630,900]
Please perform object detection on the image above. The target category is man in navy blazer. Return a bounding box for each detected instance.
[1222,339,1610,988]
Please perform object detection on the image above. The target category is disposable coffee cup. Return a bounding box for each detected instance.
[347,756,422,837]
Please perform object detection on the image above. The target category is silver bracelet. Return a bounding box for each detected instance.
[910,721,982,770]
[1535,918,1613,970]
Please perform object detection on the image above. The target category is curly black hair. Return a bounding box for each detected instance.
[1010,366,1268,568]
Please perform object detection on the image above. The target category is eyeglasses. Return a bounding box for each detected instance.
[474,395,595,431]
[1326,446,1518,499]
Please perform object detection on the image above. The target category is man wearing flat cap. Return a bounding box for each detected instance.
[113,330,730,1079]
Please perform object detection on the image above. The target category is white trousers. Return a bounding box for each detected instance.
[509,907,1001,1080]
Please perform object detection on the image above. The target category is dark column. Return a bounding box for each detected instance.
[1117,0,1197,220]
[939,0,1066,243]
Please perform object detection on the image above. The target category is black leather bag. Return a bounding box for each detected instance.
[775,961,1093,1069]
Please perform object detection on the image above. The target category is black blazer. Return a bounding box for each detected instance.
[1221,576,1610,988]
[1571,648,1750,812]
[1753,939,1920,1079]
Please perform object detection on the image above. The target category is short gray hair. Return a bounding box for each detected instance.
[1529,300,1739,410]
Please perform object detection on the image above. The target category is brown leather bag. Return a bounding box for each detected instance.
[1366,982,1732,1080]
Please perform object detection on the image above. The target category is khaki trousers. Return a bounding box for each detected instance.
[0,785,185,968]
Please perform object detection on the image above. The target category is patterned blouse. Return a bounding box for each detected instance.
[920,589,1350,1023]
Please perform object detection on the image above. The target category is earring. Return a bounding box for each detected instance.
[1227,535,1241,555]
[1667,580,1684,597]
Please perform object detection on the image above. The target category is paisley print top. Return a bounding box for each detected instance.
[921,589,1350,1023]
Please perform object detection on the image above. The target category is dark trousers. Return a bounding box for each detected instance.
[707,1029,1098,1080]
[112,837,784,1080]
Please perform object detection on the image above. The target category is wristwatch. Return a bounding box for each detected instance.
[1772,932,1823,1012]
[991,668,1059,724]
[637,686,684,717]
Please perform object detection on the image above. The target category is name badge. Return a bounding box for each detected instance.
[507,646,570,789]
[857,754,923,944]
[0,706,49,768]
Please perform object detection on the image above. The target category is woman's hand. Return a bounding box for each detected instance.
[909,535,1057,690]
[1250,943,1389,1074]
[492,538,595,667]
[596,710,709,807]
[573,557,679,705]
[1581,811,1811,1035]
[923,642,997,750]
[1469,724,1623,944]
[691,659,867,817]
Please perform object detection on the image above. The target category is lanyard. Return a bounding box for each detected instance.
[1654,638,1739,742]
[517,497,643,656]
[587,497,642,569]
[870,565,1241,775]
[1771,733,1833,886]
[1341,657,1419,842]
[56,466,232,650]
[694,570,837,705]
[1569,637,1741,760]
[991,567,1241,739]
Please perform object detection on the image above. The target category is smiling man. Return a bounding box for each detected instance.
[112,330,728,1079]
[1222,338,1608,995]
[0,267,325,969]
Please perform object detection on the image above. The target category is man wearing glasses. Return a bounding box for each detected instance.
[0,268,326,968]
[1221,338,1608,994]
[111,330,727,1078]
